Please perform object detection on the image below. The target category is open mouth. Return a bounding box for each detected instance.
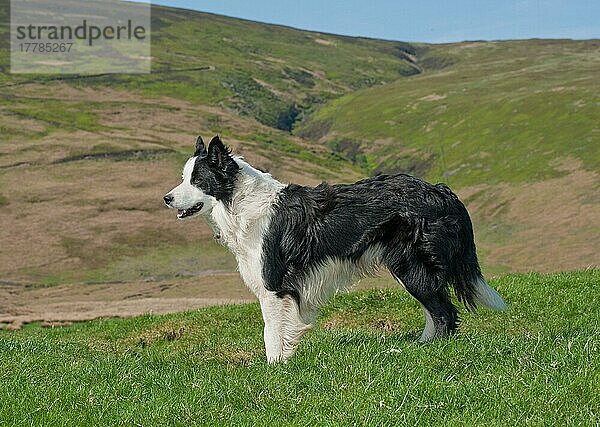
[177,202,204,219]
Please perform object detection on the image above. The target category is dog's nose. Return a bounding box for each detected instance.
[163,194,174,206]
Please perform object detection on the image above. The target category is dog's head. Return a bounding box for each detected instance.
[164,135,239,219]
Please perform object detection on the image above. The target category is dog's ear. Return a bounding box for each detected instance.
[194,135,207,157]
[207,135,232,170]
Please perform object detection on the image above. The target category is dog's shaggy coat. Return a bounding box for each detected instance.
[164,136,506,363]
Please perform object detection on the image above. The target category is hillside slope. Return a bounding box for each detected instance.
[298,39,600,272]
[298,39,599,185]
[0,3,419,130]
[0,2,417,285]
[0,1,598,293]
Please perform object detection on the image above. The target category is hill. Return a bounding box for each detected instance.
[0,2,598,323]
[297,39,600,272]
[0,2,425,288]
[1,270,599,425]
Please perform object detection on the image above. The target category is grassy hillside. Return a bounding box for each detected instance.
[0,3,418,130]
[298,39,600,273]
[0,0,597,289]
[297,39,600,186]
[0,1,419,286]
[1,270,599,425]
[1,4,598,424]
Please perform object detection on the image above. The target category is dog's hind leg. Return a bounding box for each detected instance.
[391,265,459,342]
[416,288,458,342]
[419,303,437,342]
[259,292,312,363]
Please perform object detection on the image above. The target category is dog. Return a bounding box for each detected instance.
[164,135,506,363]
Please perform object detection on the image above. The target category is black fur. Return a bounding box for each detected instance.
[194,135,207,157]
[262,173,483,336]
[191,136,239,205]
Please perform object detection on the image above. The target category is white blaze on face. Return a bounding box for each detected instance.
[167,156,215,216]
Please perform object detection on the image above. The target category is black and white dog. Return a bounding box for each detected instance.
[164,136,506,363]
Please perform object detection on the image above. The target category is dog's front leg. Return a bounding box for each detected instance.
[263,319,284,364]
[259,292,285,363]
[259,292,312,363]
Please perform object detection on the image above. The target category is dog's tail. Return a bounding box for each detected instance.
[446,201,507,311]
[451,267,507,311]
[471,276,507,311]
[452,268,506,311]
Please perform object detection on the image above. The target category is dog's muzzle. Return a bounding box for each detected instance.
[163,194,203,219]
[176,202,204,219]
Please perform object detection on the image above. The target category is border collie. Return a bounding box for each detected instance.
[164,136,506,363]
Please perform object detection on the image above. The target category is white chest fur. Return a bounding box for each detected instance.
[209,158,284,297]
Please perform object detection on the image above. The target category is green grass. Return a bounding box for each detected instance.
[2,98,106,135]
[1,270,599,425]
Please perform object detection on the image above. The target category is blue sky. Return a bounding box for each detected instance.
[145,0,600,43]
